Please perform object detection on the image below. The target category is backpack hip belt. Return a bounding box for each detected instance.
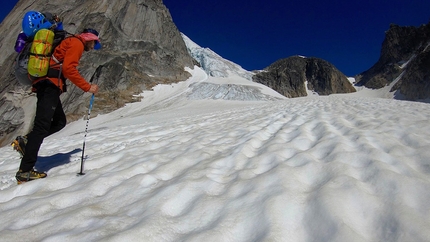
[47,54,65,81]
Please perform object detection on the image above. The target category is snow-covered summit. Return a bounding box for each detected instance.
[181,33,253,81]
[179,35,285,101]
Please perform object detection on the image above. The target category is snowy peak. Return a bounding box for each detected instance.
[181,33,253,81]
[180,35,285,101]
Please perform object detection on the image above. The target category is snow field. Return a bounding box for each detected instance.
[0,67,429,241]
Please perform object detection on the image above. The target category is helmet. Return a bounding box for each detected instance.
[22,11,54,37]
[83,28,102,50]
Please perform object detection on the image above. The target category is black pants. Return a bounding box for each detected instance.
[19,81,66,172]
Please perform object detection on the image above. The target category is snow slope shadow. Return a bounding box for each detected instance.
[35,148,82,172]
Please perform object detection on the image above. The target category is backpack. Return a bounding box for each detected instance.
[13,11,69,86]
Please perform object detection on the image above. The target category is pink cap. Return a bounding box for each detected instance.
[79,32,100,42]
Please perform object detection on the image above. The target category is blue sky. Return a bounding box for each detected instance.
[2,0,429,76]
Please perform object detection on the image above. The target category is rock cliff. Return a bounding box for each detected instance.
[253,56,356,98]
[356,22,430,100]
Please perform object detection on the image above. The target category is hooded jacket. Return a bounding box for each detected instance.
[35,35,91,92]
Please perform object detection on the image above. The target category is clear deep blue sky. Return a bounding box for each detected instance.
[2,0,429,76]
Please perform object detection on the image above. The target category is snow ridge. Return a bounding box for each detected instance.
[182,33,253,81]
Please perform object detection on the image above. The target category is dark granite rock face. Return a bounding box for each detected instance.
[253,56,355,98]
[356,22,430,101]
[397,51,430,100]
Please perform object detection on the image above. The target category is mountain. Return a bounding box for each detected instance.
[253,56,356,98]
[0,0,194,146]
[250,22,430,101]
[181,35,356,99]
[356,22,430,101]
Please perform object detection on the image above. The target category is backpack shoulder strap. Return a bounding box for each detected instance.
[51,34,85,63]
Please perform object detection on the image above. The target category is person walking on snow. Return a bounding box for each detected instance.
[12,28,102,184]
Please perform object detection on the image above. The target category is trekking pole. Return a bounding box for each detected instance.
[77,93,95,175]
[78,65,103,176]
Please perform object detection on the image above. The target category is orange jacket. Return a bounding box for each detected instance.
[38,35,91,92]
